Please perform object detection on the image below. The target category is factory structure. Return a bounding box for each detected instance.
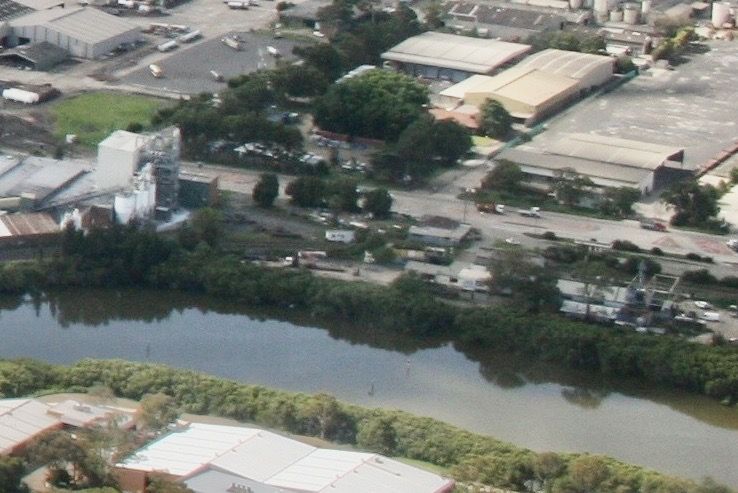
[434,47,614,126]
[0,126,216,246]
[0,0,142,61]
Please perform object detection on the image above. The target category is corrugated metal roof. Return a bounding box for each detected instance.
[382,32,531,73]
[0,399,59,454]
[10,6,139,44]
[547,133,684,169]
[466,66,579,108]
[516,48,613,80]
[0,212,59,237]
[123,423,454,493]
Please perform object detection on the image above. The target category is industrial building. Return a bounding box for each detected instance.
[408,216,473,247]
[446,2,566,41]
[496,133,691,193]
[437,49,613,125]
[515,48,615,91]
[6,6,141,58]
[115,422,455,493]
[381,32,531,82]
[179,172,219,208]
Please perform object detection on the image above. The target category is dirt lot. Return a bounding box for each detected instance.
[0,113,56,153]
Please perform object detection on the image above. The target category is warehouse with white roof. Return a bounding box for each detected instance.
[115,422,455,493]
[496,133,691,193]
[381,31,531,82]
[7,6,141,58]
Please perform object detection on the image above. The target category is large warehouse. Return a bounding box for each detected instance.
[115,422,456,493]
[381,31,531,82]
[496,133,691,193]
[437,48,614,125]
[7,6,141,58]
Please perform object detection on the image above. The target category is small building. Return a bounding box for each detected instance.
[325,229,355,243]
[497,133,690,194]
[179,172,219,208]
[0,40,68,70]
[278,0,331,28]
[7,6,142,59]
[408,223,472,247]
[115,422,455,493]
[446,2,565,41]
[0,211,61,245]
[381,32,531,82]
[46,399,136,430]
[405,260,491,292]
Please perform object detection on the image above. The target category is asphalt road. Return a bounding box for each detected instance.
[181,163,738,270]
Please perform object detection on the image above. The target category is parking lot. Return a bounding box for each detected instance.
[120,32,308,95]
[529,41,738,168]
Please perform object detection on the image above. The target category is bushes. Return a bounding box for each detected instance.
[682,269,718,285]
[611,240,641,252]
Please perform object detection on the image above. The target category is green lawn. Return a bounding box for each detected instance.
[50,92,170,147]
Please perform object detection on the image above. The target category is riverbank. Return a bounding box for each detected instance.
[2,358,731,492]
[3,224,732,406]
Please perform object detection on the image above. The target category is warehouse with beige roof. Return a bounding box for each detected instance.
[437,48,614,125]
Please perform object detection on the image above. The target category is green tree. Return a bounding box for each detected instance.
[190,208,223,248]
[271,64,329,99]
[293,44,346,82]
[285,177,326,208]
[661,180,722,228]
[431,119,472,165]
[567,455,611,492]
[533,452,566,486]
[139,392,179,430]
[0,456,27,493]
[579,34,606,54]
[492,251,561,313]
[482,160,524,190]
[424,0,444,28]
[253,173,280,208]
[479,99,512,139]
[356,414,397,455]
[599,187,640,216]
[363,188,393,218]
[28,431,87,485]
[553,168,593,206]
[313,70,429,140]
[146,477,194,493]
[329,177,359,212]
[299,393,346,440]
[614,56,637,74]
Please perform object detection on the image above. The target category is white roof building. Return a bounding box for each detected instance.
[0,399,60,454]
[116,423,455,493]
[8,7,142,58]
[382,32,531,82]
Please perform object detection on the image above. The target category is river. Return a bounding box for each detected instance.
[1,289,737,486]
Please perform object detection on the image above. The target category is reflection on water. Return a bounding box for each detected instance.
[1,288,738,486]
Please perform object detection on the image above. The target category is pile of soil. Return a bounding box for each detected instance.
[0,113,56,152]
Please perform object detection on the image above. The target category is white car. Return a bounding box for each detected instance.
[700,311,721,322]
[694,301,712,309]
[505,237,520,245]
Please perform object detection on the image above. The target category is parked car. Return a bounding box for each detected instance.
[640,220,667,232]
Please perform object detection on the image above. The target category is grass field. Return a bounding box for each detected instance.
[51,92,170,147]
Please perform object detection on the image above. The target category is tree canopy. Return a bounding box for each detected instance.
[363,188,393,218]
[313,70,429,141]
[661,180,722,228]
[479,99,512,139]
[482,160,523,191]
[253,173,280,208]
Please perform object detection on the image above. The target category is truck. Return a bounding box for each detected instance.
[519,207,541,218]
[476,202,504,214]
[266,45,281,57]
[157,40,178,52]
[178,30,202,43]
[221,36,243,50]
[227,1,248,8]
[149,64,164,78]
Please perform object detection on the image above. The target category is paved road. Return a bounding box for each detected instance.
[181,163,738,270]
